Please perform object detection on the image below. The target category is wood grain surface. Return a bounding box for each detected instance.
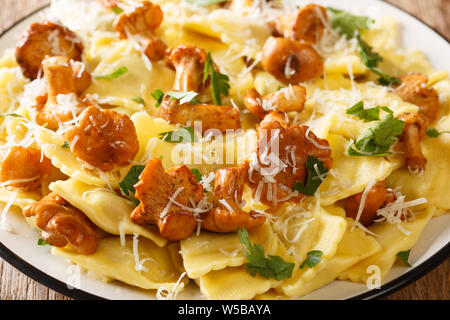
[0,0,449,300]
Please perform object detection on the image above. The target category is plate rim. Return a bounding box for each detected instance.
[0,0,448,301]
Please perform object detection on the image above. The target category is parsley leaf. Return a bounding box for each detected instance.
[348,113,405,156]
[327,7,372,39]
[119,165,145,205]
[346,101,381,122]
[158,127,197,143]
[112,7,123,14]
[300,250,323,269]
[203,52,230,105]
[132,97,145,106]
[62,141,70,148]
[190,168,202,182]
[37,237,50,246]
[151,89,164,107]
[237,227,295,281]
[426,128,450,138]
[188,0,227,6]
[165,91,200,105]
[396,250,412,267]
[357,35,400,86]
[95,66,128,80]
[293,156,328,196]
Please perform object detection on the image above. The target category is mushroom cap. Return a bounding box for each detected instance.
[64,106,139,171]
[113,1,164,39]
[262,37,324,84]
[15,21,83,79]
[165,45,207,69]
[292,4,327,43]
[395,74,440,122]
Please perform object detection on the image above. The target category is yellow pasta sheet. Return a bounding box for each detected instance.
[52,236,186,291]
[49,178,167,247]
[339,206,436,283]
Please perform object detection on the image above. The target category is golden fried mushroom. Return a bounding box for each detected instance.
[15,21,83,79]
[166,45,207,92]
[64,106,139,172]
[0,146,53,192]
[397,113,429,174]
[262,37,324,84]
[274,4,328,44]
[131,158,204,241]
[30,56,86,129]
[344,181,396,227]
[157,98,241,134]
[243,85,306,119]
[202,165,266,233]
[71,60,92,95]
[24,192,98,254]
[113,0,167,61]
[394,74,440,122]
[248,111,332,206]
[394,74,440,174]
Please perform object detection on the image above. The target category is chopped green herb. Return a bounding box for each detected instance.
[151,89,164,107]
[158,127,197,143]
[62,141,70,148]
[293,156,328,196]
[348,113,405,156]
[112,7,123,14]
[166,91,200,105]
[396,250,412,267]
[300,250,323,269]
[327,7,372,39]
[0,113,23,118]
[37,237,50,246]
[190,168,202,182]
[95,66,128,80]
[203,52,230,105]
[119,165,145,205]
[187,0,227,6]
[237,227,295,281]
[277,85,285,91]
[426,128,450,138]
[357,35,400,86]
[346,101,381,122]
[132,97,145,105]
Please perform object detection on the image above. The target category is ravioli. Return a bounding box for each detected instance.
[49,178,167,247]
[52,236,186,290]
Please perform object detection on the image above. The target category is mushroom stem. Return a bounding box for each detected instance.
[42,56,76,105]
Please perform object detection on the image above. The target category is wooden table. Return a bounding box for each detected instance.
[0,0,449,300]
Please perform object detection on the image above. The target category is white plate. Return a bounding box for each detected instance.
[0,0,449,300]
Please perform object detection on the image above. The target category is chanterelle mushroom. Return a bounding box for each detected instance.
[397,112,429,175]
[131,158,204,241]
[244,85,306,119]
[394,74,440,174]
[157,44,241,133]
[15,21,83,80]
[344,181,396,227]
[64,106,139,172]
[262,37,324,84]
[166,45,207,92]
[394,74,440,122]
[30,56,87,130]
[113,0,167,61]
[247,111,332,206]
[24,192,98,255]
[0,146,53,192]
[273,4,328,44]
[157,97,241,134]
[202,165,266,233]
